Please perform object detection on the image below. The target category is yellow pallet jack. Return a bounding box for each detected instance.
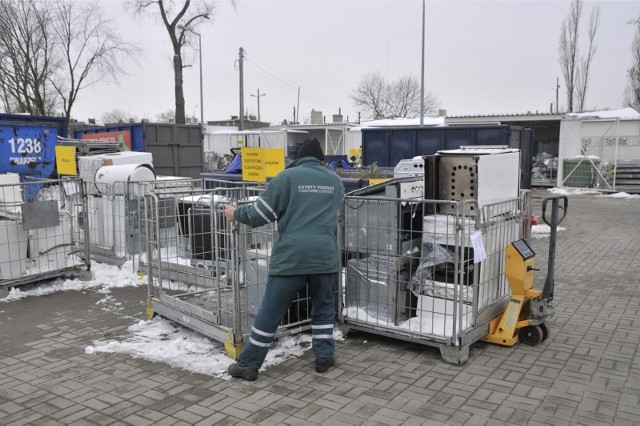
[484,195,568,347]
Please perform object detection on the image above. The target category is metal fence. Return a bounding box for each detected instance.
[0,176,91,295]
[143,178,315,358]
[339,190,531,364]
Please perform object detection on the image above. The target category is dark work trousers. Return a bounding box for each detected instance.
[239,273,336,370]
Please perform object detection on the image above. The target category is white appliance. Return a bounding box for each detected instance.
[0,220,28,279]
[78,151,154,194]
[30,216,74,272]
[428,148,521,214]
[94,163,156,195]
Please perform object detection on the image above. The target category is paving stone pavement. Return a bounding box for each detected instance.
[1,188,639,425]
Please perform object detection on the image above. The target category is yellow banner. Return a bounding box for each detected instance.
[265,149,285,178]
[55,146,77,175]
[349,148,362,159]
[242,148,266,182]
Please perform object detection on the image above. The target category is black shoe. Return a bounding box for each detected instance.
[228,361,259,381]
[315,357,335,373]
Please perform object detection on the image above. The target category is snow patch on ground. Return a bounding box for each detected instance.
[1,260,145,303]
[547,187,599,196]
[85,318,345,379]
[1,259,345,378]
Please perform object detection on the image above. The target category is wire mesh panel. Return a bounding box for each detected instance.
[144,178,315,358]
[0,177,90,293]
[560,156,601,189]
[559,119,640,192]
[582,133,640,192]
[79,177,202,267]
[339,190,531,364]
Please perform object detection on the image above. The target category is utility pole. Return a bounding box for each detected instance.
[555,77,560,114]
[239,47,245,131]
[251,89,266,127]
[296,87,300,124]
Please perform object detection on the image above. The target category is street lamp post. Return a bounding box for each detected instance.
[250,89,266,127]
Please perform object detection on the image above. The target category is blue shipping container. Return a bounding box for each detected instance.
[74,123,145,151]
[0,123,58,179]
[0,114,67,138]
[361,125,533,189]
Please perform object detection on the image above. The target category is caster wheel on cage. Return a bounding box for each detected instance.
[539,322,551,342]
[519,325,543,346]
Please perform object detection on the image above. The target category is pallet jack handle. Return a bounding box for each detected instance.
[541,195,568,302]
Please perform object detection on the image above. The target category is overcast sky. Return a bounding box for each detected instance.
[73,0,639,125]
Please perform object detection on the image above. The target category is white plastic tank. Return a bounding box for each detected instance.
[95,163,156,195]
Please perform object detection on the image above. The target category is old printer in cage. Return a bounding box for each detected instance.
[343,176,425,325]
[176,194,228,267]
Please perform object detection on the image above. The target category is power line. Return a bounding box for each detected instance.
[245,60,338,110]
[243,51,342,112]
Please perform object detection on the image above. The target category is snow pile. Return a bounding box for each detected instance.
[598,192,640,200]
[1,259,345,378]
[354,116,445,129]
[531,224,566,239]
[1,260,145,302]
[565,107,640,121]
[547,187,599,196]
[546,188,640,199]
[85,318,345,379]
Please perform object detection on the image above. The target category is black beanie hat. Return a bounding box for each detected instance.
[297,138,324,161]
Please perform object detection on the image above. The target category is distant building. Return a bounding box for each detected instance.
[207,115,270,130]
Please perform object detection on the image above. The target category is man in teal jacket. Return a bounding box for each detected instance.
[224,138,345,381]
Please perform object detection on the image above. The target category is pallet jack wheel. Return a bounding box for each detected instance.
[519,325,543,346]
[539,322,550,342]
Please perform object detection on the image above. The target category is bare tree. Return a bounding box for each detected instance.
[130,0,228,125]
[350,71,389,119]
[48,0,137,130]
[558,0,601,113]
[575,5,600,112]
[387,74,440,118]
[102,109,139,123]
[388,75,416,118]
[0,0,58,115]
[350,71,440,120]
[624,16,640,108]
[156,109,176,123]
[558,0,583,113]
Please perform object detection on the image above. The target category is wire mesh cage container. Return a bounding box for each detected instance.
[338,180,532,364]
[0,175,91,295]
[143,177,317,359]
